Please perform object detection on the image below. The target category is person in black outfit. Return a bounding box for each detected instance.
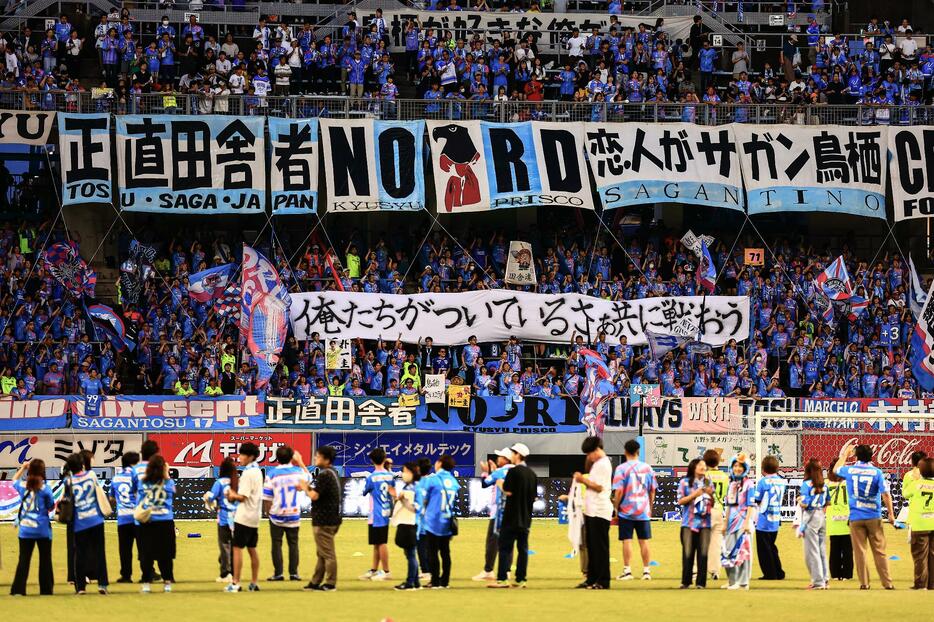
[300,446,343,592]
[220,362,236,394]
[490,443,537,589]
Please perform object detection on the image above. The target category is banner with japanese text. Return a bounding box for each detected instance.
[642,432,799,468]
[888,127,934,221]
[734,124,887,219]
[58,113,112,205]
[0,433,142,468]
[426,121,593,213]
[70,396,265,430]
[268,117,319,214]
[320,119,425,212]
[0,111,55,145]
[317,432,475,476]
[149,432,312,468]
[116,115,266,213]
[265,396,417,430]
[584,123,743,212]
[290,290,749,346]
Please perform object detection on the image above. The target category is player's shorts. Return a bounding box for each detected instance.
[618,519,652,541]
[233,522,259,549]
[368,525,389,545]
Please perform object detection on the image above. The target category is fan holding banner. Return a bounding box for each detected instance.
[241,245,291,390]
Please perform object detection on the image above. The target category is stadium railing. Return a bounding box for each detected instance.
[1,90,931,125]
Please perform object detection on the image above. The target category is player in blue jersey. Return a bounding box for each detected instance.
[205,457,239,582]
[65,452,109,594]
[754,455,787,580]
[262,445,310,582]
[360,447,394,581]
[111,451,140,583]
[473,447,514,581]
[415,457,433,578]
[421,454,461,588]
[137,455,176,593]
[833,443,896,589]
[10,459,55,595]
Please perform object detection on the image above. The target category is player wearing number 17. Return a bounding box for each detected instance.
[262,446,311,582]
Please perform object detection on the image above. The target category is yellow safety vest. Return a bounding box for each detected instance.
[826,481,850,536]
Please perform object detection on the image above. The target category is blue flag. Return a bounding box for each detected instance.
[909,277,934,392]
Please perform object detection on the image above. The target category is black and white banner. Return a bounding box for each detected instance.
[116,115,266,213]
[290,291,749,346]
[269,117,318,214]
[320,119,425,212]
[0,111,55,145]
[58,113,112,206]
[427,121,593,213]
[585,123,743,212]
[734,124,886,219]
[889,127,934,221]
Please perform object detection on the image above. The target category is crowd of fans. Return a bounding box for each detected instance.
[0,211,926,402]
[0,8,931,117]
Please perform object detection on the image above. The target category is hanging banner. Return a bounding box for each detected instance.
[585,123,743,212]
[605,396,797,431]
[58,113,112,205]
[505,241,536,286]
[70,396,265,430]
[642,433,799,468]
[291,291,750,347]
[149,432,313,467]
[889,127,934,221]
[317,431,475,476]
[265,396,418,430]
[373,11,693,54]
[0,398,70,431]
[418,396,586,434]
[320,119,425,212]
[0,433,143,468]
[116,115,266,213]
[426,121,593,213]
[268,117,319,214]
[0,111,55,145]
[734,124,886,219]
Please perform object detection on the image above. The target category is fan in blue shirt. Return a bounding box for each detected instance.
[833,444,894,522]
[10,459,55,596]
[753,456,787,580]
[110,452,140,581]
[361,447,395,580]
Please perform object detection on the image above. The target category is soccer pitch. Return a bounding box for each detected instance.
[0,520,926,621]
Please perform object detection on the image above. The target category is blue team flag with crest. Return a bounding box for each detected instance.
[695,240,716,294]
[816,256,852,301]
[910,277,934,392]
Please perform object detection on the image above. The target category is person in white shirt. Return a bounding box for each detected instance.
[228,65,246,94]
[575,436,613,589]
[225,442,263,593]
[253,19,270,50]
[215,51,231,76]
[899,33,918,62]
[566,28,587,66]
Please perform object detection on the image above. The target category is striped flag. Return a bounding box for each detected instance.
[909,277,934,392]
[815,256,852,301]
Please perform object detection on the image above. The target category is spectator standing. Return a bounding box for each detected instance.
[489,442,536,589]
[577,436,612,590]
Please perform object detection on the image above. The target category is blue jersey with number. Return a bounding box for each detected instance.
[14,480,54,539]
[110,466,137,526]
[363,469,395,528]
[754,474,787,531]
[422,469,460,536]
[209,477,237,527]
[139,478,175,521]
[68,470,105,532]
[837,462,887,521]
[262,465,309,527]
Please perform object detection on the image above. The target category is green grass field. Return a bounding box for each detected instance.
[0,519,927,621]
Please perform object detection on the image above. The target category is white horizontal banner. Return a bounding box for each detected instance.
[290,291,749,346]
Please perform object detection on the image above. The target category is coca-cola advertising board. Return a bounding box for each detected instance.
[801,433,934,471]
[149,432,313,467]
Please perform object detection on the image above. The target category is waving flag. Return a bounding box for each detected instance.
[695,240,716,294]
[579,348,613,436]
[816,256,852,301]
[909,256,927,320]
[242,245,291,389]
[646,330,691,361]
[84,298,137,352]
[44,241,96,299]
[189,263,236,303]
[846,295,869,322]
[910,277,934,392]
[812,287,834,325]
[216,283,242,319]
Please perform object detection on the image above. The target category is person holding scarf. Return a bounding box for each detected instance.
[721,454,755,590]
[677,458,713,588]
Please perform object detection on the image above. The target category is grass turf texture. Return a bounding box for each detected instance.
[0,519,926,621]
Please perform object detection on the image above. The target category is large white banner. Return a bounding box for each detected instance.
[116,115,266,213]
[374,11,694,54]
[734,124,887,219]
[585,123,743,212]
[642,432,799,468]
[269,117,318,214]
[889,127,934,221]
[58,113,112,206]
[290,291,749,346]
[320,119,425,212]
[427,121,593,213]
[0,111,55,145]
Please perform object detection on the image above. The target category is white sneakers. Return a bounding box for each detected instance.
[472,571,496,582]
[216,574,233,583]
[141,584,151,593]
[359,570,391,581]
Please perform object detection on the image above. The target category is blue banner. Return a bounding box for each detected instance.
[269,117,318,214]
[265,396,417,430]
[116,115,266,214]
[417,396,586,433]
[317,431,475,476]
[0,397,70,431]
[375,120,425,210]
[71,396,265,430]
